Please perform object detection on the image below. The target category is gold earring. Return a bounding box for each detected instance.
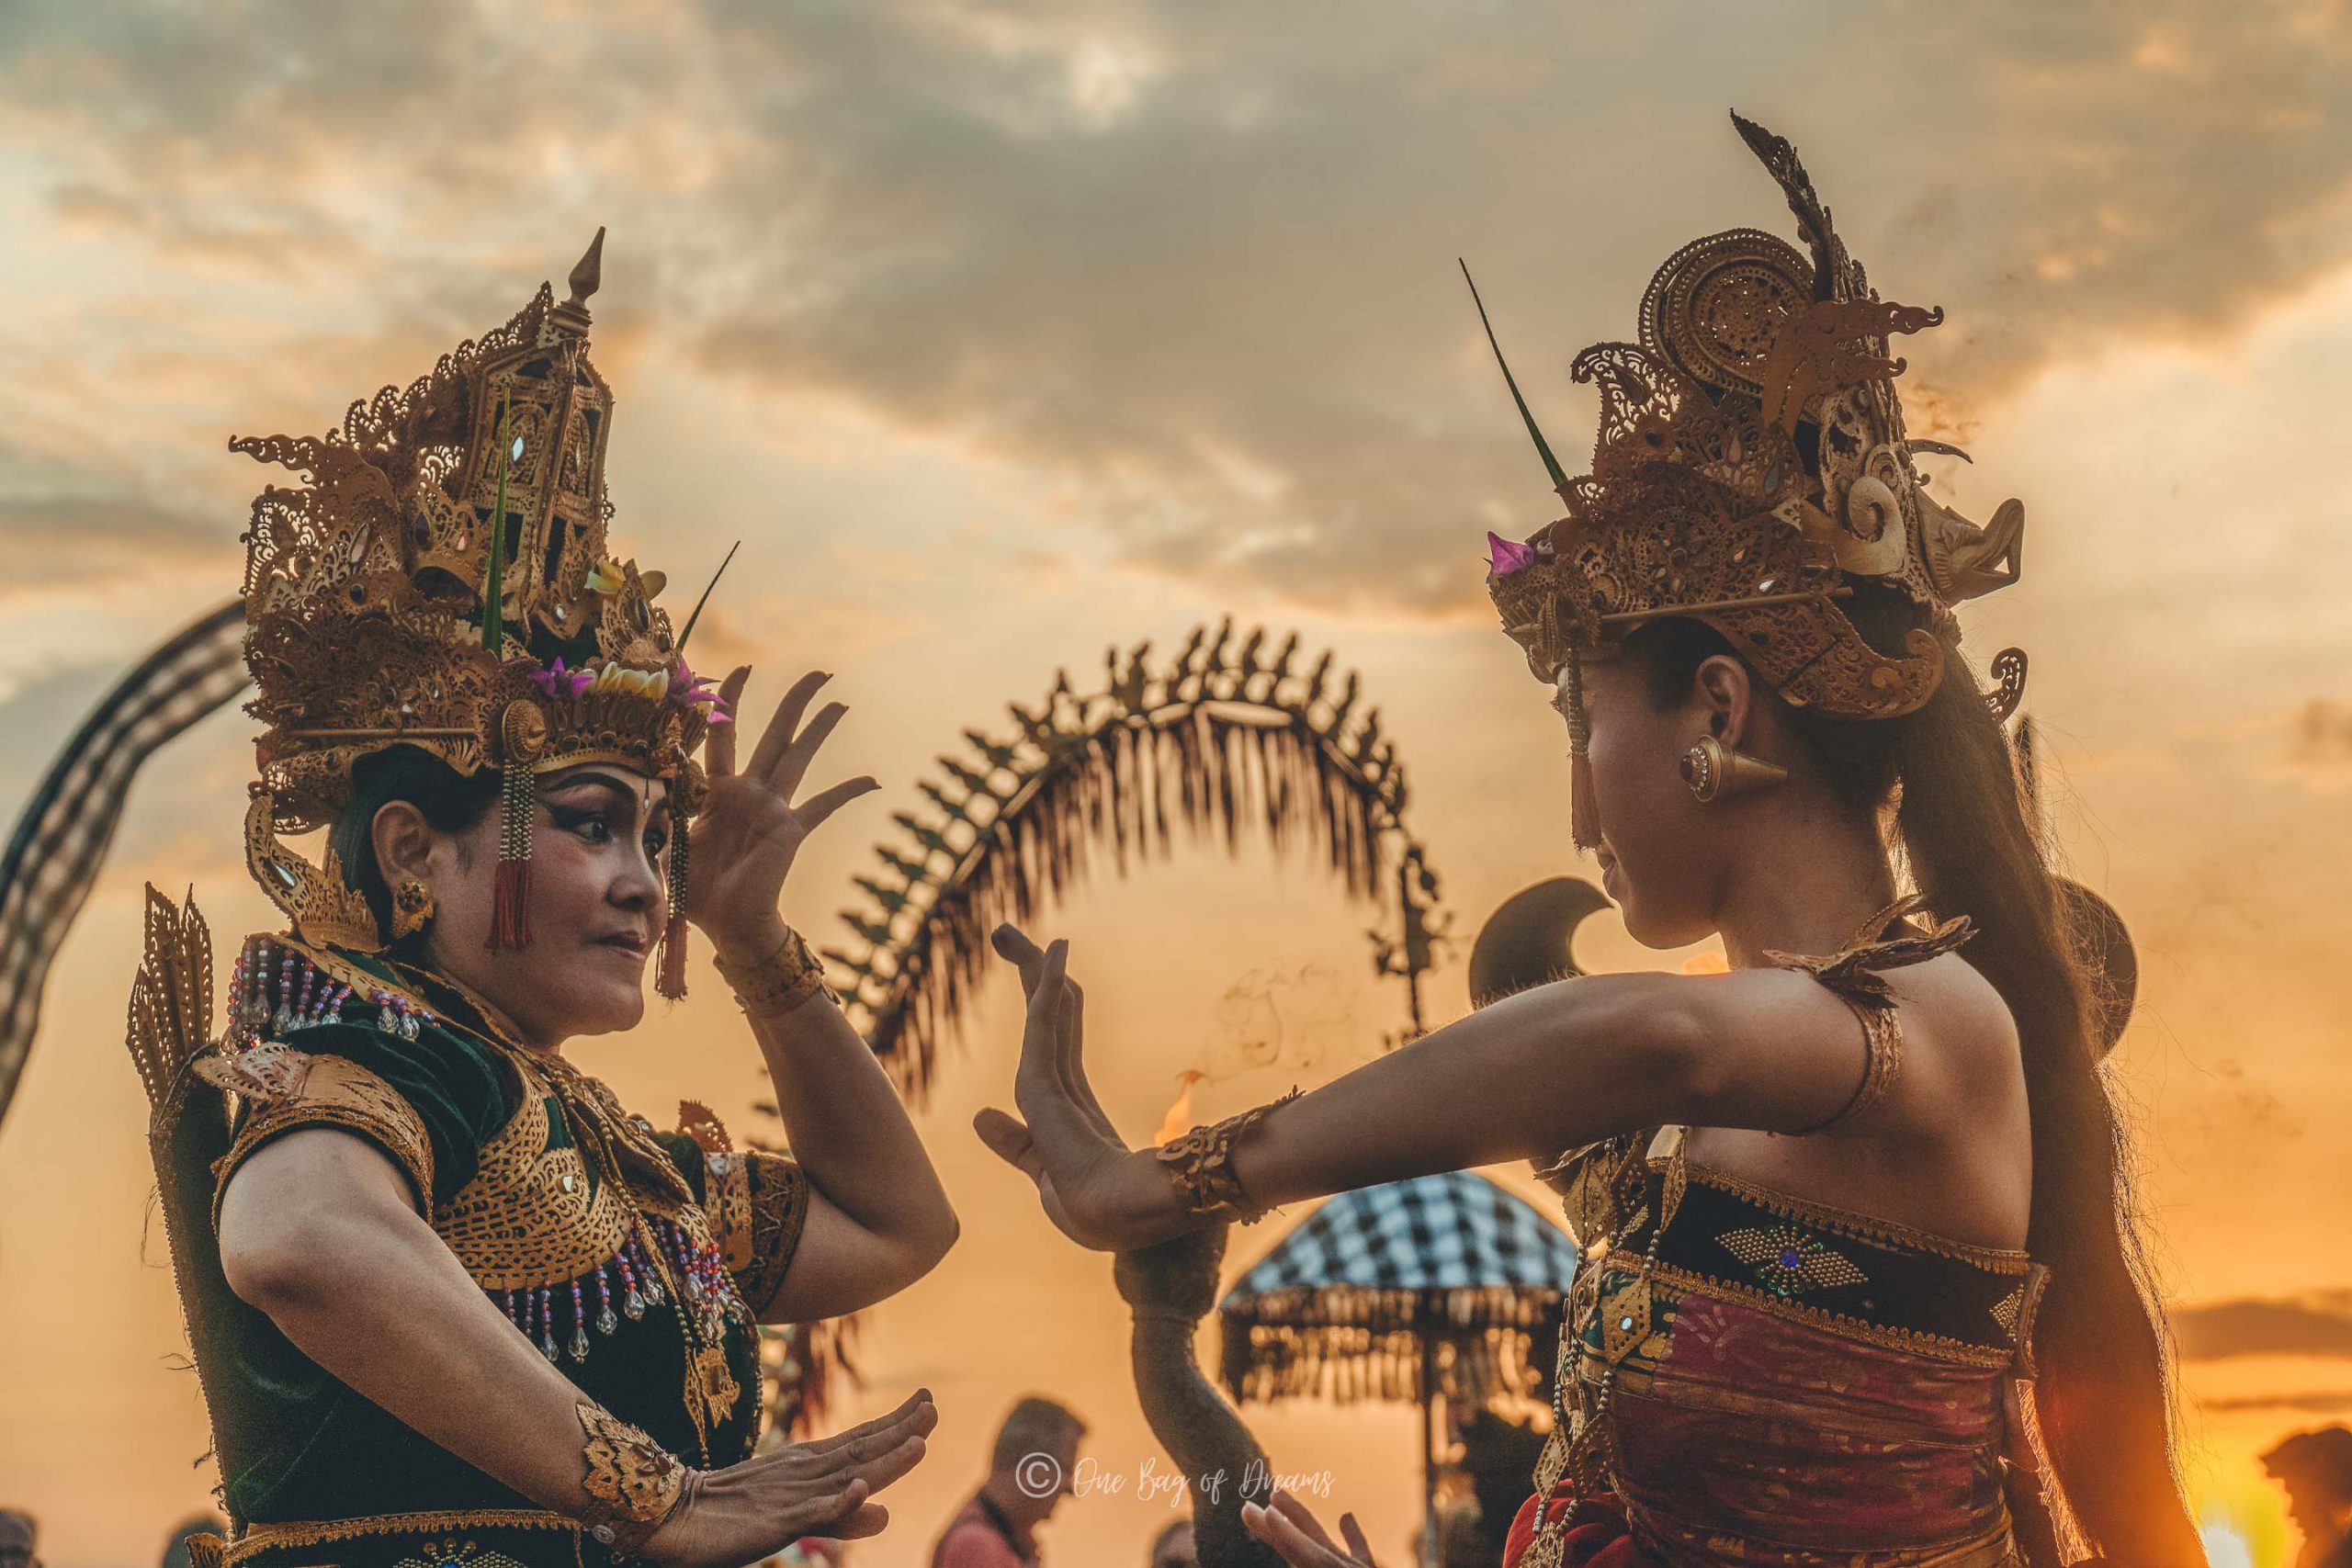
[1681,735,1787,803]
[391,878,436,939]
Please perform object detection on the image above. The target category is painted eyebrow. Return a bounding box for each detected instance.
[544,772,673,822]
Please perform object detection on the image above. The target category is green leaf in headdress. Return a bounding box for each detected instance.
[482,409,519,653]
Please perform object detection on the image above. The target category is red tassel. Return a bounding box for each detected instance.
[489,859,532,950]
[489,754,536,952]
[655,910,688,1000]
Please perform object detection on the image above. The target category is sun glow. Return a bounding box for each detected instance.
[2199,1517,2257,1568]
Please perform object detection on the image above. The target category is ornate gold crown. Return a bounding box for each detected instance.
[1475,115,2027,847]
[232,231,725,987]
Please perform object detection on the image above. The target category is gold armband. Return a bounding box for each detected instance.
[710,927,838,1019]
[575,1400,699,1559]
[1151,1086,1302,1224]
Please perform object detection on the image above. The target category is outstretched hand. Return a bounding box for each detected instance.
[685,669,878,958]
[646,1387,936,1568]
[972,926,1149,1250]
[1241,1491,1382,1568]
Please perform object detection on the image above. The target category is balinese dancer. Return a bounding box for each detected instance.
[975,118,2199,1566]
[126,235,956,1568]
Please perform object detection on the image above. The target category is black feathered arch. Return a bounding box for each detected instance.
[826,621,1444,1096]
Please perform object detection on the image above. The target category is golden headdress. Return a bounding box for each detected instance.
[1477,114,2027,847]
[233,231,725,992]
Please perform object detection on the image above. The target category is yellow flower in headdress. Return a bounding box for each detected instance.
[586,557,669,602]
[587,662,671,700]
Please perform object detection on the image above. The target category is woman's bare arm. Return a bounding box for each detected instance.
[723,971,960,1323]
[216,1125,938,1568]
[975,926,1902,1252]
[690,667,959,1325]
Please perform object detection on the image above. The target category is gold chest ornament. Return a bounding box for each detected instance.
[439,1051,752,1438]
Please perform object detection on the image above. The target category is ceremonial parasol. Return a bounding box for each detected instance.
[1218,1169,1578,1565]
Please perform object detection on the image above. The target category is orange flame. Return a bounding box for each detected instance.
[1153,1069,1207,1144]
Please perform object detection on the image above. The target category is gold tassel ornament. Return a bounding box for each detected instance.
[489,701,545,952]
[1558,651,1602,852]
[655,829,690,1000]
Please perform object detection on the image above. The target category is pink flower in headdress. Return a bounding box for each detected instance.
[671,659,732,723]
[1487,531,1536,576]
[528,657,594,700]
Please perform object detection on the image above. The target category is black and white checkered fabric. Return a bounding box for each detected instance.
[0,600,248,1120]
[1223,1169,1577,1303]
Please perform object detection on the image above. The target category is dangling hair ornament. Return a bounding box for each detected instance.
[490,699,545,951]
[480,395,538,953]
[650,546,738,1002]
[1556,652,1603,851]
[655,811,690,1001]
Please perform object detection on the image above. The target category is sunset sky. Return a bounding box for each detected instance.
[3,4,2350,1566]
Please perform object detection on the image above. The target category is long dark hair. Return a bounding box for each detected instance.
[1624,592,2200,1563]
[325,745,501,950]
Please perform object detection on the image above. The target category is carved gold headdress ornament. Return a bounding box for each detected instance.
[1475,114,2029,848]
[233,231,729,993]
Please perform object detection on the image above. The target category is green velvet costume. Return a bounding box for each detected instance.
[128,899,809,1568]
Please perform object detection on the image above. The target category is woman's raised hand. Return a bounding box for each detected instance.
[685,669,879,959]
[645,1387,937,1568]
[973,926,1150,1251]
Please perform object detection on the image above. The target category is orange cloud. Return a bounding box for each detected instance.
[5,3,2347,618]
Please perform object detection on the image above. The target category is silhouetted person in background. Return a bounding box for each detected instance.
[1148,1518,1196,1568]
[0,1510,40,1568]
[2266,1427,2352,1568]
[932,1396,1087,1568]
[1453,1410,1547,1568]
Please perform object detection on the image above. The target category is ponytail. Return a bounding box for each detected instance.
[1877,636,2199,1565]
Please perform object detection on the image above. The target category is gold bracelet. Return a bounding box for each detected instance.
[576,1400,698,1559]
[710,926,838,1019]
[1151,1086,1302,1224]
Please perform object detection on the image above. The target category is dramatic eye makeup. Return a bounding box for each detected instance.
[543,772,671,858]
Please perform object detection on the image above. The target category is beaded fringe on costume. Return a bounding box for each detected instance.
[490,1214,749,1366]
[226,936,749,1368]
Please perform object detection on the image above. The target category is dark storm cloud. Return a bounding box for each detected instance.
[3,0,2346,610]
